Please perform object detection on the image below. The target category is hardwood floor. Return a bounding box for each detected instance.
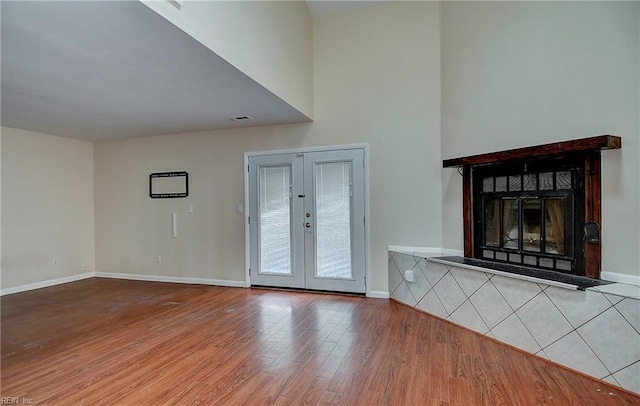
[2,278,639,405]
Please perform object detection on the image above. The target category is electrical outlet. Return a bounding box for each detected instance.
[82,263,88,271]
[52,258,59,266]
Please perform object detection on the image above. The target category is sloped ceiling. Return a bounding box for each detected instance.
[1,1,310,141]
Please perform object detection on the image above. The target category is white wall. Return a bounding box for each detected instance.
[94,1,442,293]
[7,1,637,292]
[141,0,314,119]
[441,2,640,279]
[1,127,95,289]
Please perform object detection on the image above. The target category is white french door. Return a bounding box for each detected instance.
[248,148,366,293]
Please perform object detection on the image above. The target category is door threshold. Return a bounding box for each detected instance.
[250,285,365,297]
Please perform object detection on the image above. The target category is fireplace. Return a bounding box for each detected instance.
[475,157,582,274]
[443,135,621,280]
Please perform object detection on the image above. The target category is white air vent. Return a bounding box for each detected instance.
[230,116,253,122]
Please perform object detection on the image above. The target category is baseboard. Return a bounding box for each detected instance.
[368,290,389,299]
[94,272,247,288]
[601,271,640,286]
[441,248,464,257]
[0,272,95,296]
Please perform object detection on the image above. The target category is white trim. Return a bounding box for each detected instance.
[245,143,369,158]
[363,144,371,298]
[388,245,434,254]
[0,272,94,296]
[244,152,251,287]
[388,246,443,257]
[601,271,640,286]
[441,248,464,257]
[367,290,389,299]
[95,272,246,287]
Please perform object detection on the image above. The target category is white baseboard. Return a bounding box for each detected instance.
[368,290,389,299]
[0,272,94,296]
[94,272,247,288]
[601,271,640,287]
[441,248,464,257]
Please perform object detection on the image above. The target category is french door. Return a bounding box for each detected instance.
[248,149,366,293]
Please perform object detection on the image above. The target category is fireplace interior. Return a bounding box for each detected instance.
[476,158,581,274]
[443,135,621,288]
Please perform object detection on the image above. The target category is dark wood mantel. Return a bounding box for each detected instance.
[443,135,621,280]
[443,135,621,168]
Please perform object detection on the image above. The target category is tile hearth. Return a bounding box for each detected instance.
[388,251,640,394]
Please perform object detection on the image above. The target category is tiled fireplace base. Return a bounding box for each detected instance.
[388,250,640,394]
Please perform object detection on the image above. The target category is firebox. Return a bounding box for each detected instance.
[473,157,583,274]
[443,135,621,280]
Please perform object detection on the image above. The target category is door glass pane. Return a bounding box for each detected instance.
[545,198,565,255]
[259,165,291,274]
[315,161,352,279]
[503,199,519,249]
[484,198,500,247]
[522,198,541,252]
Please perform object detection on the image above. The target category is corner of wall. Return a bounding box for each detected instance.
[1,127,95,289]
[141,0,314,119]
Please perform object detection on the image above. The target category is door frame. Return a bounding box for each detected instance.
[243,144,370,295]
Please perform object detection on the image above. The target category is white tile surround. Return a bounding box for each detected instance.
[388,250,640,395]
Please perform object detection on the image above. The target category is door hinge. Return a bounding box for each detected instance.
[364,216,366,225]
[248,164,250,172]
[248,216,251,224]
[249,268,251,276]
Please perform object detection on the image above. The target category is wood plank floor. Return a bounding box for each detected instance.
[2,278,639,405]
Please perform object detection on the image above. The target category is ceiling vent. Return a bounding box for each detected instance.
[229,115,253,122]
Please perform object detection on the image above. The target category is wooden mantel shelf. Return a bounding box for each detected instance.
[443,135,621,168]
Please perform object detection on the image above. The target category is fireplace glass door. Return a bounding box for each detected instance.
[476,162,580,274]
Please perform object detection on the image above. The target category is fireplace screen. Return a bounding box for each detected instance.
[475,162,581,274]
